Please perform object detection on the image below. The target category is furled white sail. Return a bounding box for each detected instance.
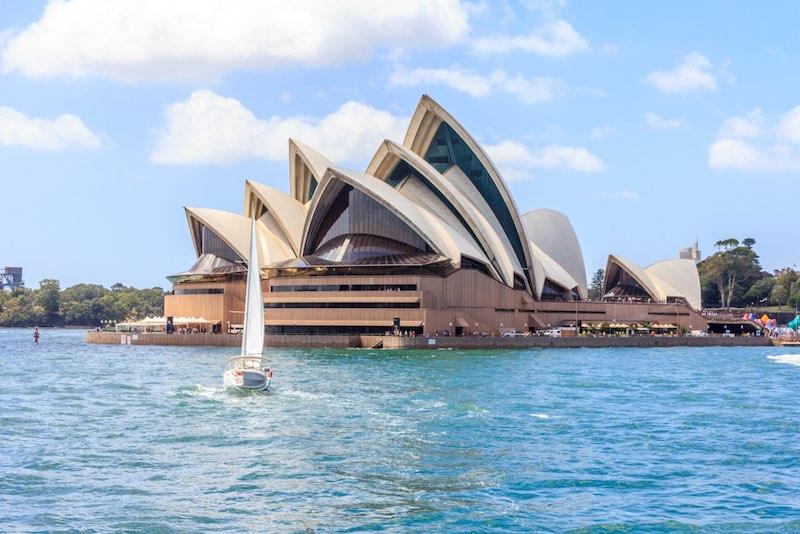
[241,218,264,357]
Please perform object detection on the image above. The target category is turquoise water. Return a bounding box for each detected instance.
[2,329,800,532]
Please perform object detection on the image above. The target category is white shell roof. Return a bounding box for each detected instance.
[605,254,702,310]
[185,207,294,269]
[522,209,587,299]
[366,139,517,286]
[645,259,702,311]
[244,180,307,255]
[402,94,533,290]
[289,139,334,204]
[528,241,580,294]
[302,167,491,270]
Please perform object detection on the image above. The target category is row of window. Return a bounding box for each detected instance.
[265,302,419,309]
[267,325,423,335]
[524,309,607,314]
[270,283,417,292]
[174,287,224,295]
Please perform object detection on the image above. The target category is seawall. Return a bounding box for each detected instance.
[86,331,773,349]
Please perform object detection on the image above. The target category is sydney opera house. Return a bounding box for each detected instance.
[164,95,706,339]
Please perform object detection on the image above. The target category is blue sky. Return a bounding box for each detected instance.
[1,0,799,289]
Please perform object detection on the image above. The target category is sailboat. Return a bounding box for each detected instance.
[223,218,272,391]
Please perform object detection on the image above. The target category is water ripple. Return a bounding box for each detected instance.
[1,329,800,531]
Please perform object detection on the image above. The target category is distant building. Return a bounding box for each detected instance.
[0,267,23,290]
[679,239,702,263]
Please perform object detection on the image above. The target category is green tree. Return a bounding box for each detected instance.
[0,281,165,327]
[743,277,775,305]
[0,288,43,326]
[60,284,109,325]
[715,238,740,251]
[588,268,605,300]
[699,237,764,309]
[36,279,62,325]
[742,237,756,249]
[771,284,789,306]
[789,282,800,309]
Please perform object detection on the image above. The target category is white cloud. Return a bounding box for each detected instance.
[709,105,800,172]
[0,105,102,150]
[644,112,688,130]
[532,145,605,172]
[708,139,766,171]
[716,108,765,139]
[389,66,563,103]
[462,1,489,15]
[486,140,537,181]
[601,189,639,200]
[1,0,469,82]
[589,124,615,140]
[472,19,588,57]
[485,140,604,180]
[645,52,717,94]
[775,105,800,144]
[708,139,800,172]
[150,90,408,165]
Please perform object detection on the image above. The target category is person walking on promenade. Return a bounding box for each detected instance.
[33,327,40,344]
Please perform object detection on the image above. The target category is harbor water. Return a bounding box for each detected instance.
[2,328,800,532]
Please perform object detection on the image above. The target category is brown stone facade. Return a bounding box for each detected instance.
[164,268,707,339]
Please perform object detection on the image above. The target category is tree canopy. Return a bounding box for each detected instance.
[0,280,164,327]
[588,268,605,300]
[698,237,797,309]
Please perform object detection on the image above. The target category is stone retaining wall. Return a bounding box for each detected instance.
[381,335,773,349]
[86,331,772,349]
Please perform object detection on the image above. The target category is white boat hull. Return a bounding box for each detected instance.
[223,368,270,391]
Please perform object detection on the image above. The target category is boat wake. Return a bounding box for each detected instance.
[768,354,800,367]
[281,387,326,401]
[171,384,229,400]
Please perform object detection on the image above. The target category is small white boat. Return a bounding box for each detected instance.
[223,356,271,391]
[223,217,271,392]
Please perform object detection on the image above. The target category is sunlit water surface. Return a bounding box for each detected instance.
[2,329,800,532]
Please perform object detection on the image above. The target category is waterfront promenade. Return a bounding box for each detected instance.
[86,331,772,349]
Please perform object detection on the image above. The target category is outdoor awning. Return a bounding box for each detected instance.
[454,316,470,328]
[119,316,217,327]
[652,324,676,329]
